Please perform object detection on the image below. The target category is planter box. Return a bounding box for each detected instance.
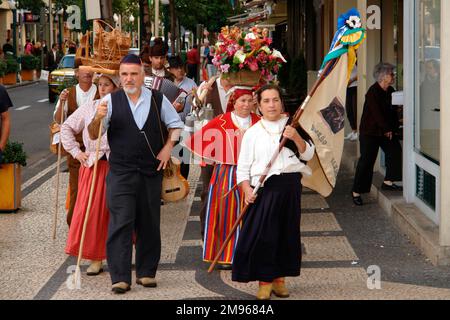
[3,73,17,85]
[0,163,22,212]
[21,69,34,81]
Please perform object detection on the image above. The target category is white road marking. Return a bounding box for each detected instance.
[37,98,49,103]
[21,159,67,191]
[15,105,31,111]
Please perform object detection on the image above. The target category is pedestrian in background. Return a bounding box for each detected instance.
[186,45,200,83]
[352,62,402,206]
[345,64,358,141]
[168,55,197,179]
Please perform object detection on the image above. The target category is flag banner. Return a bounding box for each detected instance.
[299,54,350,197]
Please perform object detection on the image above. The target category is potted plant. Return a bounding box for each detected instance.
[20,54,37,81]
[0,141,27,212]
[0,59,6,84]
[3,55,19,85]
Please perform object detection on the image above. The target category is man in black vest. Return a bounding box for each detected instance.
[88,54,183,294]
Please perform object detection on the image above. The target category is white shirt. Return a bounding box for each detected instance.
[152,68,166,78]
[100,86,184,132]
[53,84,98,121]
[198,78,231,113]
[236,116,315,187]
[231,112,251,130]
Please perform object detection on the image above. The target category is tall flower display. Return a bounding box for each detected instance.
[213,26,287,85]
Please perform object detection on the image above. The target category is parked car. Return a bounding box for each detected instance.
[48,54,76,103]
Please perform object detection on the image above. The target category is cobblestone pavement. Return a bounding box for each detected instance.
[1,158,450,300]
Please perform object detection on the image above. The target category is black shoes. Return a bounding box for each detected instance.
[381,183,403,191]
[352,193,363,206]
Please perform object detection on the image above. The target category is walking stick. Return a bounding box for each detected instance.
[71,115,104,288]
[52,94,68,240]
[207,59,337,273]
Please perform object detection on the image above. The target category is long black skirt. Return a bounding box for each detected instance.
[232,173,302,283]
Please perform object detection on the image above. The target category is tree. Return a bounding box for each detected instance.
[175,0,235,34]
[17,0,46,14]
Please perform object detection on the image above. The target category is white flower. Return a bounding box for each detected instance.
[259,46,271,54]
[271,49,287,63]
[245,33,257,40]
[346,16,362,29]
[233,50,246,64]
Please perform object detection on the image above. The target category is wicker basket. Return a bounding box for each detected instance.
[225,70,262,86]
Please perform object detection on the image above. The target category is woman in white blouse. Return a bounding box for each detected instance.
[232,84,315,300]
[61,74,119,276]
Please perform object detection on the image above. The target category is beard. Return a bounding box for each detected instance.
[123,86,138,95]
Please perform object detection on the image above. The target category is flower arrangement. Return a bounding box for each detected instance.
[212,26,287,85]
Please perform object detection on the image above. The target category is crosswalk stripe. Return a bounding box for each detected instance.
[37,98,49,103]
[15,105,31,111]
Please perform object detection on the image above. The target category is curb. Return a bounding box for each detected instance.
[5,80,42,90]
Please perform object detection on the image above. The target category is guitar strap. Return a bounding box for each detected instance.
[151,90,173,167]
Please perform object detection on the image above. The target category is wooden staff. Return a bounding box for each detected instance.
[52,92,68,240]
[72,111,104,286]
[207,59,338,273]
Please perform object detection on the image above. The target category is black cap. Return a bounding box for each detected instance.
[120,54,142,65]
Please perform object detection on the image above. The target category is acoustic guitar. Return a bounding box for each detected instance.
[161,157,190,203]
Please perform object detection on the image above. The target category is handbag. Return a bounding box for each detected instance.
[49,121,68,156]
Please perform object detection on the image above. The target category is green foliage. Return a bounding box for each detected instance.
[1,141,27,167]
[5,55,19,75]
[0,59,6,77]
[56,77,78,96]
[175,0,235,33]
[20,55,38,70]
[17,0,46,14]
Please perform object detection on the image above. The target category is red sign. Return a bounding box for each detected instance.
[24,13,40,23]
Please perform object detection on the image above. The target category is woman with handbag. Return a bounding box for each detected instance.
[61,74,119,275]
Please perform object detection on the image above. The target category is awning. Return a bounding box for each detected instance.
[254,16,287,30]
[242,0,267,9]
[228,10,267,24]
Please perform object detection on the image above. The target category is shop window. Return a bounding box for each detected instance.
[414,0,441,163]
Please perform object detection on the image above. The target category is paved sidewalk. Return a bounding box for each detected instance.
[1,144,450,300]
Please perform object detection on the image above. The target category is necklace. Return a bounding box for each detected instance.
[260,120,283,144]
[260,119,283,135]
[231,112,251,132]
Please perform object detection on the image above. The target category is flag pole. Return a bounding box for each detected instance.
[207,58,338,273]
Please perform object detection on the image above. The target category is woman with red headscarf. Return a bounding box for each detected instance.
[185,87,260,269]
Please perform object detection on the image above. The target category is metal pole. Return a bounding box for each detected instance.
[12,9,17,56]
[155,0,159,37]
[49,0,53,46]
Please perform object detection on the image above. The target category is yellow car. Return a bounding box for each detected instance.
[48,54,77,103]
